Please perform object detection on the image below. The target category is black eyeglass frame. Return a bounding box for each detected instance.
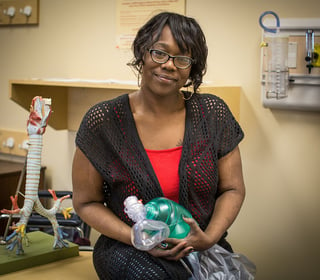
[148,49,195,69]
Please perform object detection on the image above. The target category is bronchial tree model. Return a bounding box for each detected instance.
[1,96,72,255]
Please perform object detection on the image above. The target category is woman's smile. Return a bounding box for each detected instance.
[154,72,178,84]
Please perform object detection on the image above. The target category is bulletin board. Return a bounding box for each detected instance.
[116,0,185,49]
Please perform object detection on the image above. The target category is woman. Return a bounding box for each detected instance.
[72,12,245,279]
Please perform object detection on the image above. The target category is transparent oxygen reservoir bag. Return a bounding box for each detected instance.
[263,33,289,99]
[124,196,192,251]
[260,11,289,99]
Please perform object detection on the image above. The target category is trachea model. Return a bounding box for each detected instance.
[1,96,72,254]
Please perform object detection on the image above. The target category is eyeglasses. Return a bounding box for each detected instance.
[148,49,194,69]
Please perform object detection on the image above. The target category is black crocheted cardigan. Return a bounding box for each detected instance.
[76,93,244,231]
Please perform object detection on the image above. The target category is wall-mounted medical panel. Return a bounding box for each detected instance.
[260,18,320,111]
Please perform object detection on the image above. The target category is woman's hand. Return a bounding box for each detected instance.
[148,239,194,261]
[182,216,217,251]
[147,216,215,261]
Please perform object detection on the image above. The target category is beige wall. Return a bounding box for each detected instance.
[1,1,319,279]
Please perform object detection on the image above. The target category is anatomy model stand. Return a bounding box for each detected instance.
[1,96,72,255]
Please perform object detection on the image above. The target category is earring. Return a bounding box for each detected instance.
[137,73,141,87]
[181,80,194,100]
[181,91,194,100]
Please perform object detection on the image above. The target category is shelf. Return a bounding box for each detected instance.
[9,79,241,131]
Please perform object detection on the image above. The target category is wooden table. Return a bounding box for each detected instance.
[0,251,98,279]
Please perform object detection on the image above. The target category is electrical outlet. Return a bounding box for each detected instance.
[0,0,39,26]
[0,129,28,156]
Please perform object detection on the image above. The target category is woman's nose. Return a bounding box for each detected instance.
[161,57,176,69]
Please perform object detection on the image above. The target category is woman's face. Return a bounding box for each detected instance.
[140,25,192,97]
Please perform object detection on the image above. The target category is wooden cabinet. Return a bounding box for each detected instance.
[9,80,241,131]
[0,160,46,236]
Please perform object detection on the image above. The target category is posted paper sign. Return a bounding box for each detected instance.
[116,0,185,49]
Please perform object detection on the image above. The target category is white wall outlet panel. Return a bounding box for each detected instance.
[0,0,39,26]
[0,129,28,156]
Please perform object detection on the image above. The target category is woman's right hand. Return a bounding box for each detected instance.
[147,238,194,261]
[147,216,213,261]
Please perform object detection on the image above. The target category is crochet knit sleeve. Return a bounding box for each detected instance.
[75,99,115,178]
[202,94,244,159]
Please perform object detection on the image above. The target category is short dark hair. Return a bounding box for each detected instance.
[128,12,208,93]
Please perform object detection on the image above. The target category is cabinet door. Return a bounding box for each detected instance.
[0,162,46,236]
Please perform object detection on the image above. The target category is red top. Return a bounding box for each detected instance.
[146,146,182,203]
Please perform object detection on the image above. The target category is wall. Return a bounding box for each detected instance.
[0,1,319,279]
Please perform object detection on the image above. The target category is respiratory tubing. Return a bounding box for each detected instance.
[124,196,170,251]
[259,11,280,33]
